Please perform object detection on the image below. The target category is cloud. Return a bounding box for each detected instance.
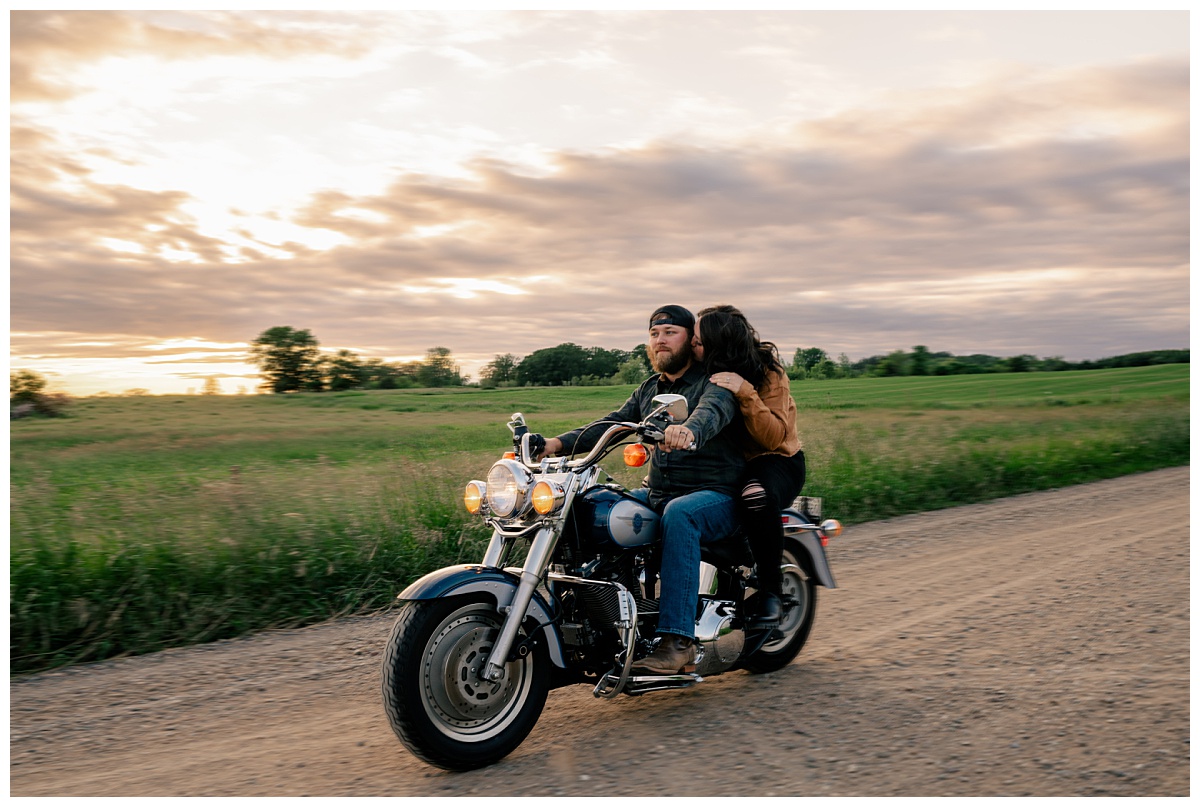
[918,24,986,44]
[10,10,378,102]
[10,55,1189,387]
[298,60,1186,288]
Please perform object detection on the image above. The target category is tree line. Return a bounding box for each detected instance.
[820,346,1191,379]
[249,326,467,393]
[9,332,1184,418]
[249,325,1189,394]
[248,326,652,393]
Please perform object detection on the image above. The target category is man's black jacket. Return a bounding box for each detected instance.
[553,362,746,498]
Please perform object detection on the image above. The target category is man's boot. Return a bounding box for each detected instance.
[631,634,696,675]
[749,591,782,631]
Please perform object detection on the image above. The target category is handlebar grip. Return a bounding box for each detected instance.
[519,432,547,465]
[527,433,546,459]
[640,426,695,451]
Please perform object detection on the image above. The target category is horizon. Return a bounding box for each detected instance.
[10,10,1190,396]
[35,341,1189,398]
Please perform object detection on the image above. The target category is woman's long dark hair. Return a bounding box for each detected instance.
[696,305,783,388]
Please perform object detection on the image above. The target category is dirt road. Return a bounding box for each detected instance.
[10,467,1190,797]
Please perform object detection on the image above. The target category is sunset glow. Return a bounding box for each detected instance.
[10,10,1189,395]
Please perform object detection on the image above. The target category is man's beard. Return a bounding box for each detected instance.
[649,344,691,375]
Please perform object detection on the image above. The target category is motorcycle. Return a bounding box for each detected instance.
[380,394,841,771]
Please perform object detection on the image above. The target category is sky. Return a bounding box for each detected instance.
[9,9,1191,395]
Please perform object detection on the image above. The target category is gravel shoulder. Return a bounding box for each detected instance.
[10,466,1190,797]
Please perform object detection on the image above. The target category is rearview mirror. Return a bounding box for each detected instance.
[650,393,689,423]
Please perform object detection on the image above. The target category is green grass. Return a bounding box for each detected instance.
[10,365,1189,673]
[789,364,1188,409]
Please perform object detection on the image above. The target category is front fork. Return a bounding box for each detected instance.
[481,524,559,682]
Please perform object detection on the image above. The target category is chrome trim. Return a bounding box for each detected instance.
[648,393,689,423]
[484,520,545,539]
[693,599,743,676]
[482,525,557,682]
[548,572,641,699]
[622,672,702,695]
[782,517,841,541]
[481,530,508,568]
[532,479,566,515]
[486,459,535,519]
[565,423,637,469]
[464,480,488,515]
[591,587,639,699]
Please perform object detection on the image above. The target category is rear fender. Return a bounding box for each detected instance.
[397,564,567,668]
[781,513,837,589]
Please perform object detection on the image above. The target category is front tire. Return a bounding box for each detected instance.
[742,540,818,674]
[381,595,550,771]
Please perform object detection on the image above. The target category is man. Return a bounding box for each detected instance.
[537,305,746,675]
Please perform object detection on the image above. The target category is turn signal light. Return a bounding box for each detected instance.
[819,519,842,546]
[502,451,516,460]
[624,444,649,467]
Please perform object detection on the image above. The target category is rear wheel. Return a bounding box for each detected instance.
[381,595,549,771]
[742,540,818,673]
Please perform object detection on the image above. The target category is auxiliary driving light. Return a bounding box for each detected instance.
[465,482,489,513]
[531,480,565,515]
[464,481,486,514]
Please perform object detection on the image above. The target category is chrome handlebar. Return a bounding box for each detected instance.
[513,392,695,470]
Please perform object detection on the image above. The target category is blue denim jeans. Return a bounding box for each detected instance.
[629,488,739,639]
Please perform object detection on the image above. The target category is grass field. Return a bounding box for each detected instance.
[10,364,1189,672]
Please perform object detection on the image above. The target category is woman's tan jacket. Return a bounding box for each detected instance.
[729,368,803,460]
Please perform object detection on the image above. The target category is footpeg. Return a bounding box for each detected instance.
[622,672,703,696]
[593,666,702,697]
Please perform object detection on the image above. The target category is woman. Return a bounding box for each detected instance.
[693,304,806,629]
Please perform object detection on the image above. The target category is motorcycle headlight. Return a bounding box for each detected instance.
[485,459,534,518]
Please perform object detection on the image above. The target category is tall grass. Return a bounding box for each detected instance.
[800,399,1190,520]
[10,365,1189,673]
[11,458,493,672]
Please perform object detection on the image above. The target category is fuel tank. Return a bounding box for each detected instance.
[575,486,660,548]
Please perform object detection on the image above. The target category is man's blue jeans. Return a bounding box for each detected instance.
[629,488,739,639]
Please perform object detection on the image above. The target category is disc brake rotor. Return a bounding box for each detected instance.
[423,613,526,731]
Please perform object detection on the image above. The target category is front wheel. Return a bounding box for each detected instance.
[381,594,550,771]
[742,540,818,674]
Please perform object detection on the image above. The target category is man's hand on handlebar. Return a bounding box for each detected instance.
[533,435,561,461]
[660,424,696,453]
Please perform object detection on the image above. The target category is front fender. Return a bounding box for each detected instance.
[397,564,567,668]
